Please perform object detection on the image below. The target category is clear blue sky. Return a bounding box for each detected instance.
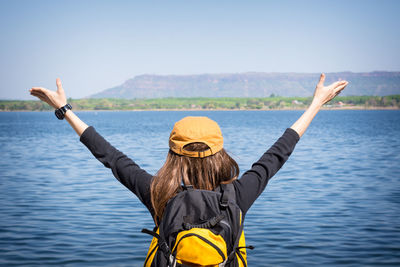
[1,0,399,99]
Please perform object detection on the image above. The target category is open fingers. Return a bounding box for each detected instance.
[30,87,51,95]
[333,81,348,94]
[329,80,343,89]
[328,80,347,91]
[30,87,46,92]
[30,91,48,101]
[30,91,47,102]
[34,94,47,102]
[30,90,47,98]
[30,89,48,99]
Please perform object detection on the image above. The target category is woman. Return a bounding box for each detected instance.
[30,74,348,266]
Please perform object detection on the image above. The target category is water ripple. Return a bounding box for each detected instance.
[1,110,400,266]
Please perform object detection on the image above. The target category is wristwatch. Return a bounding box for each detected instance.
[55,103,72,120]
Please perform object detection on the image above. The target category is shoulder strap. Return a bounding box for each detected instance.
[219,183,236,208]
[220,183,252,265]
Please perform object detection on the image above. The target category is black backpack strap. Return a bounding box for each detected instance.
[142,228,163,240]
[219,183,236,208]
[183,214,225,230]
[141,228,172,263]
[227,221,244,261]
[220,183,254,266]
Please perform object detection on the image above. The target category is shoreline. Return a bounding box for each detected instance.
[1,106,399,112]
[3,95,399,112]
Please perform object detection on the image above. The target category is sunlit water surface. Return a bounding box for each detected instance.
[1,110,399,266]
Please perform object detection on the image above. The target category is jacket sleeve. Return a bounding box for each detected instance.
[80,126,154,214]
[233,128,300,214]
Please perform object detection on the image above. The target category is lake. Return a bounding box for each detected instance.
[0,110,399,266]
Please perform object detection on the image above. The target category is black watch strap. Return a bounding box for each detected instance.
[55,103,72,120]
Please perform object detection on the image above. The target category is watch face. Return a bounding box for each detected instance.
[55,104,71,120]
[55,109,64,120]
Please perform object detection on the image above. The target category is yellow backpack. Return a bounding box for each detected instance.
[142,184,253,266]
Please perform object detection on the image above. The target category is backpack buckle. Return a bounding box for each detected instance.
[159,241,170,255]
[220,199,229,208]
[182,184,193,190]
[220,185,229,208]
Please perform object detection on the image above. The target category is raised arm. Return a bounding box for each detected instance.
[29,78,88,136]
[290,73,348,137]
[30,79,154,214]
[234,74,348,214]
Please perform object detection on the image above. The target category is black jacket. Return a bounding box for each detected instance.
[80,126,300,218]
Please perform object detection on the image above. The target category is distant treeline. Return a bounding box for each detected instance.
[1,95,400,111]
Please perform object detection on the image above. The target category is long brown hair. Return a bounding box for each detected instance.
[150,142,239,223]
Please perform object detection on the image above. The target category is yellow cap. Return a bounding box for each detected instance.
[169,116,224,158]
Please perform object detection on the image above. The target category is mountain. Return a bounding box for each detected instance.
[89,71,400,98]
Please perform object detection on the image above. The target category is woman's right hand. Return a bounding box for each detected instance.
[29,78,67,109]
[312,73,349,107]
[290,74,349,138]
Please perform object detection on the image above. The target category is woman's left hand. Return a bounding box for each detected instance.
[312,73,349,107]
[30,78,67,109]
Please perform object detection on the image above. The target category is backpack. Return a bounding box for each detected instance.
[142,183,253,267]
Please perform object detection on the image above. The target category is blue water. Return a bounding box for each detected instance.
[1,110,399,266]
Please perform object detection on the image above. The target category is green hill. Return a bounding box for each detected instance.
[90,72,400,98]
